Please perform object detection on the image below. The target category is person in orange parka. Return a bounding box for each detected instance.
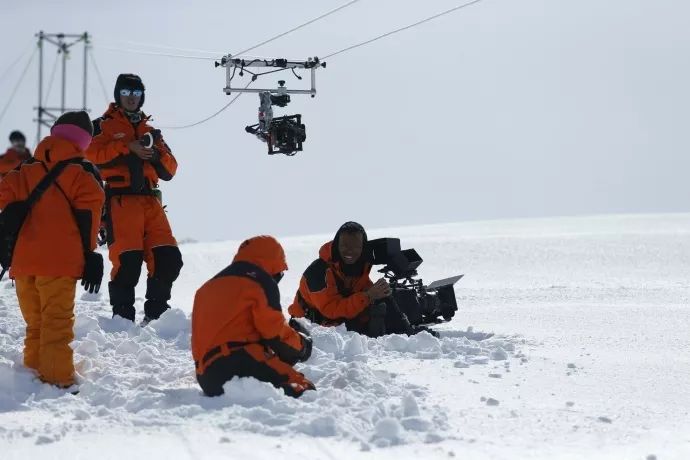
[288,221,414,337]
[192,235,314,398]
[0,111,104,388]
[0,131,32,177]
[86,74,182,324]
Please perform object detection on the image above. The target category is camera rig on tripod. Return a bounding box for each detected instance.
[215,55,326,156]
[369,238,464,326]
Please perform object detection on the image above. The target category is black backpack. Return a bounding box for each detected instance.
[0,160,73,279]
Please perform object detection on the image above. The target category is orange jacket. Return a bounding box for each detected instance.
[0,147,32,176]
[0,136,104,278]
[86,103,177,189]
[288,241,374,322]
[192,236,302,367]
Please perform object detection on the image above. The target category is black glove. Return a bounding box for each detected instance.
[289,318,311,336]
[298,333,313,362]
[82,251,104,293]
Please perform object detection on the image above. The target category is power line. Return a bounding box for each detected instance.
[43,51,60,106]
[234,0,363,57]
[0,42,33,84]
[88,48,111,105]
[0,46,38,127]
[160,80,252,130]
[323,0,486,59]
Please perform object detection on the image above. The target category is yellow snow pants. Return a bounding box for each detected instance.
[16,276,77,387]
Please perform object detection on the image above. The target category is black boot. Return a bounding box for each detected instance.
[143,276,172,323]
[367,303,387,338]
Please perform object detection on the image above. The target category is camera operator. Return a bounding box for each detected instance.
[288,221,420,337]
[86,74,182,324]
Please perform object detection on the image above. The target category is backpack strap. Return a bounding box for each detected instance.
[41,158,103,254]
[26,160,73,207]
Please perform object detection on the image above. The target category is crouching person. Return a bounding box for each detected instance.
[192,235,314,398]
[288,221,417,338]
[0,112,104,388]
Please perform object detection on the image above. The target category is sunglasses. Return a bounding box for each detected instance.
[119,88,143,97]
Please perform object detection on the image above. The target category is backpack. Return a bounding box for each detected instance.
[0,160,73,279]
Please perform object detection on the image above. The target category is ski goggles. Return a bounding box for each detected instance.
[119,88,143,97]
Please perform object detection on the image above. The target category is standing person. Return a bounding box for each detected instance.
[0,112,104,388]
[0,130,32,177]
[86,74,182,324]
[192,235,314,398]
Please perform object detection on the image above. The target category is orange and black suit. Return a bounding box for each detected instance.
[288,222,414,337]
[0,134,104,386]
[192,235,314,398]
[0,146,32,177]
[86,103,182,321]
[288,223,375,334]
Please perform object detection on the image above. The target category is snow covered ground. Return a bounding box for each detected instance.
[0,213,689,459]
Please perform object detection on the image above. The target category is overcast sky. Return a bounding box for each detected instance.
[1,0,688,242]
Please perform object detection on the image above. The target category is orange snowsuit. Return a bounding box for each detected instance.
[0,146,32,177]
[192,236,314,398]
[288,241,374,329]
[0,136,104,386]
[86,103,182,321]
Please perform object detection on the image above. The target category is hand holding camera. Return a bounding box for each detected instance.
[366,278,392,301]
[127,140,152,160]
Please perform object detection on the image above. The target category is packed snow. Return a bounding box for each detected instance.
[1,213,689,459]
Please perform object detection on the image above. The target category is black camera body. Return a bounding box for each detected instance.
[245,81,307,156]
[369,238,463,326]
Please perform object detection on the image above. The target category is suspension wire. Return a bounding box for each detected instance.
[323,0,485,59]
[43,51,60,106]
[0,46,38,127]
[0,42,34,84]
[114,0,485,130]
[159,80,253,130]
[95,45,216,61]
[88,47,112,105]
[233,0,363,57]
[155,1,363,130]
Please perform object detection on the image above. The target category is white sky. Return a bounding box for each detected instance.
[1,0,689,241]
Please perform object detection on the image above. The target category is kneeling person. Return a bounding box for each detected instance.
[288,221,414,337]
[192,235,314,398]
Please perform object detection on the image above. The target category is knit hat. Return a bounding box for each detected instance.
[114,73,145,109]
[9,130,26,143]
[50,111,94,151]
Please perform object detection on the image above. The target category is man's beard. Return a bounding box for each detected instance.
[341,259,364,277]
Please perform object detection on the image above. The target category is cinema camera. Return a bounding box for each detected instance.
[216,55,325,156]
[244,81,306,155]
[369,238,463,326]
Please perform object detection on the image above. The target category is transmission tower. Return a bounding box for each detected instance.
[34,31,90,143]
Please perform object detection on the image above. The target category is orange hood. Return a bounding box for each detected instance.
[232,235,288,276]
[33,135,85,165]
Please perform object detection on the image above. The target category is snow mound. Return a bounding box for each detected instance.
[0,292,522,448]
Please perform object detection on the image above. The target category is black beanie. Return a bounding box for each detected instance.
[53,111,94,137]
[9,130,26,143]
[114,73,145,109]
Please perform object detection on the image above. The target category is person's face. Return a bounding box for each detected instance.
[11,140,25,149]
[338,232,364,265]
[119,88,142,112]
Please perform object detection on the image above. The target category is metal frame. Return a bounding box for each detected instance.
[34,31,90,143]
[219,54,325,96]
